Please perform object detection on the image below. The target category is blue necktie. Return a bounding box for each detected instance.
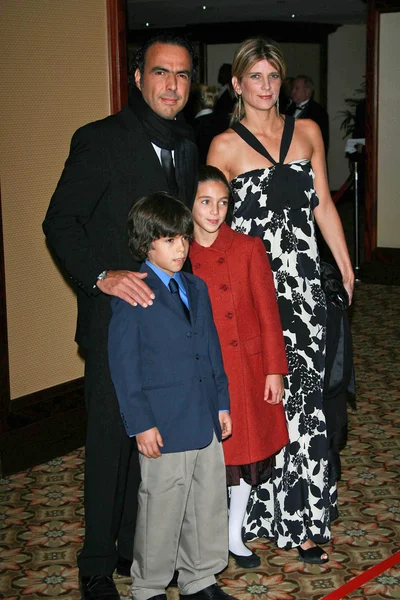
[169,279,190,322]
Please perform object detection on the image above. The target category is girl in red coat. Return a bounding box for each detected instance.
[190,166,288,568]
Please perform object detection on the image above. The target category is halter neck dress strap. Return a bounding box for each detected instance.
[279,116,295,163]
[231,116,295,165]
[231,116,312,215]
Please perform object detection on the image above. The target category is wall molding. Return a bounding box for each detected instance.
[365,0,400,261]
[0,188,11,438]
[0,379,86,477]
[108,0,128,111]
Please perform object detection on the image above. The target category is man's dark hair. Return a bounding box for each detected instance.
[296,75,315,94]
[217,63,232,87]
[129,32,196,90]
[197,165,233,224]
[128,192,194,261]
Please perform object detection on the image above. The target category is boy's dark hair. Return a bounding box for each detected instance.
[129,32,196,90]
[128,192,194,261]
[197,165,233,224]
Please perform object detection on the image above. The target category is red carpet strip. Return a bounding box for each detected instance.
[321,551,400,600]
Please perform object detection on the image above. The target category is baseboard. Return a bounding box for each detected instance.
[0,378,86,477]
[360,247,400,286]
[373,247,400,264]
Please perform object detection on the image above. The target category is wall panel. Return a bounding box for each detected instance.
[377,12,400,248]
[0,0,110,398]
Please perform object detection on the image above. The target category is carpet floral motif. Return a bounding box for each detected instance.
[1,283,399,599]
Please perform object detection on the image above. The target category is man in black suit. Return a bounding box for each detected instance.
[191,84,220,164]
[43,33,198,600]
[214,63,235,129]
[286,75,330,154]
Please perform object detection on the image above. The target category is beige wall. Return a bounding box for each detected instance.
[377,13,400,248]
[327,25,366,191]
[0,0,110,398]
[207,42,322,102]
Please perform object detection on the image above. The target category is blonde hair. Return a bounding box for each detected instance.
[230,37,286,124]
[193,84,219,113]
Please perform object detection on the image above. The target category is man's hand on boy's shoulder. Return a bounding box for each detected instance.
[218,411,232,440]
[136,427,164,458]
[96,269,155,308]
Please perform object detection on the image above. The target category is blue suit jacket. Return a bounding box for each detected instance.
[108,264,230,453]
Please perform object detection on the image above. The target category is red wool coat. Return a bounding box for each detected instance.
[190,223,289,465]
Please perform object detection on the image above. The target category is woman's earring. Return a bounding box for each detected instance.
[238,94,242,115]
[276,96,280,116]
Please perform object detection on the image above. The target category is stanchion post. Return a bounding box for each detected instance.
[354,160,361,282]
[346,138,364,283]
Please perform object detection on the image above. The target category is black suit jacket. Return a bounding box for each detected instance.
[193,112,228,165]
[43,105,197,349]
[286,98,330,154]
[214,88,235,118]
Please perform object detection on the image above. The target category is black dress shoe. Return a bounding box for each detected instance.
[79,575,120,599]
[180,583,237,600]
[115,556,132,577]
[229,550,261,569]
[297,545,329,564]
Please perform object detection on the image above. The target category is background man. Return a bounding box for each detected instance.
[43,33,198,600]
[286,74,330,154]
[214,63,235,130]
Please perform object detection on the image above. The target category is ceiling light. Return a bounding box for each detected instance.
[145,22,150,26]
[291,14,295,18]
[203,5,207,9]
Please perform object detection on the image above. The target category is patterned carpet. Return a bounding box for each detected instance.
[1,282,399,599]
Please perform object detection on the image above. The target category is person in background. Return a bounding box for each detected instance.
[279,76,294,114]
[192,84,220,164]
[214,63,236,121]
[286,75,330,155]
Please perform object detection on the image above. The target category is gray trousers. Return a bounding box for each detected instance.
[131,434,228,600]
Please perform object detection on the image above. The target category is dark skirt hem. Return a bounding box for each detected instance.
[226,456,275,486]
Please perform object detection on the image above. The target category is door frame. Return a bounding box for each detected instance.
[365,0,400,260]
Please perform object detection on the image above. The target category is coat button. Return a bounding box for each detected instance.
[226,312,233,319]
[217,257,225,263]
[194,263,201,269]
[220,284,228,291]
[187,332,193,338]
[195,354,200,359]
[230,340,238,347]
[199,378,202,383]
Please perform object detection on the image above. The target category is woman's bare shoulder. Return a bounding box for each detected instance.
[209,128,238,152]
[207,128,239,173]
[295,118,322,140]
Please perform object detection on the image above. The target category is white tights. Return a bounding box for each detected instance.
[228,479,252,556]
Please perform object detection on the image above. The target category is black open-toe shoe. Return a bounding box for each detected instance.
[297,545,329,564]
[229,550,261,569]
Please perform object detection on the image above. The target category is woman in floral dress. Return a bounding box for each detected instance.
[207,37,354,563]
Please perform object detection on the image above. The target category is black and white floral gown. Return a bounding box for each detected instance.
[229,117,337,549]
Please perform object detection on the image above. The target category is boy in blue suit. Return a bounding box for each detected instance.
[108,193,235,600]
